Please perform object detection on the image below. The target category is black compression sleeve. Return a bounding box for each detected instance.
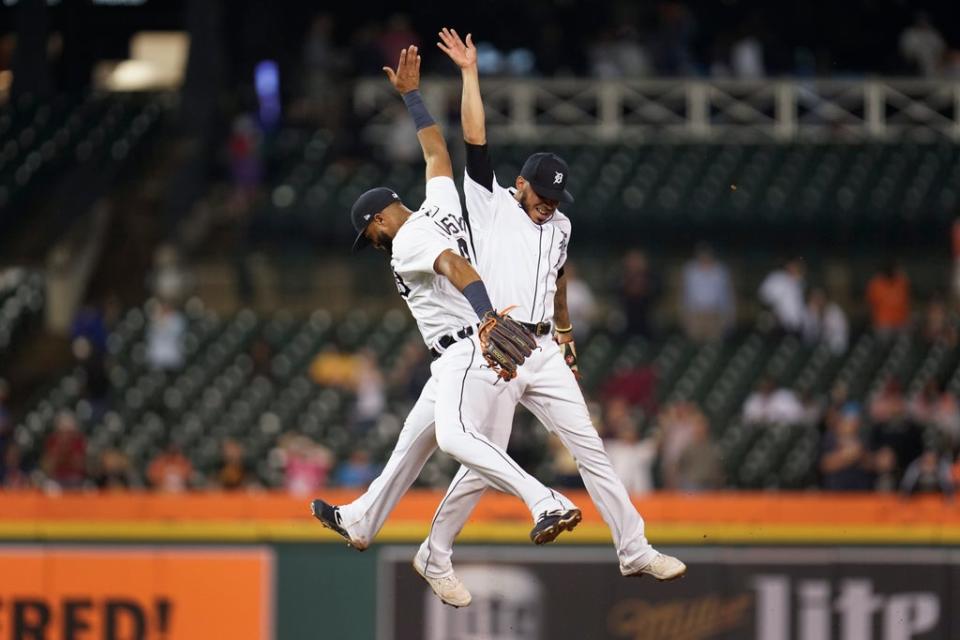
[465,142,494,192]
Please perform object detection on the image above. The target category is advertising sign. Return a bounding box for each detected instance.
[379,546,960,640]
[0,546,274,640]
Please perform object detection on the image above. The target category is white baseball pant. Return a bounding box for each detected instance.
[335,334,568,547]
[338,334,655,575]
[414,336,657,577]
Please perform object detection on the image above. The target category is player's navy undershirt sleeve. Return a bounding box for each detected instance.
[465,142,494,192]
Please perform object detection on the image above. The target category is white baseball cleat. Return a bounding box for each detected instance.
[626,553,687,581]
[413,557,473,608]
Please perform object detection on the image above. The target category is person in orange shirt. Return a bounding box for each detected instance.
[866,260,911,337]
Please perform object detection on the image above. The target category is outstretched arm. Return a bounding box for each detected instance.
[437,28,495,192]
[437,29,485,145]
[383,45,452,181]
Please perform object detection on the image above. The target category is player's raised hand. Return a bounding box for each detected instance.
[437,28,476,69]
[383,45,421,95]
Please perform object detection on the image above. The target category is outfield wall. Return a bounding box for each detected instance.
[1,491,957,640]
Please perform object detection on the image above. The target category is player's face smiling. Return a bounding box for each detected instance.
[517,182,558,225]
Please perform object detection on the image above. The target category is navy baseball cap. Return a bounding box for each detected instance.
[350,187,400,252]
[520,152,574,204]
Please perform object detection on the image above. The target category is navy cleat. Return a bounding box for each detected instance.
[530,508,582,545]
[310,499,366,550]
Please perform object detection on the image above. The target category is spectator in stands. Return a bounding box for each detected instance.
[91,448,136,490]
[41,411,87,490]
[820,406,873,491]
[602,398,657,494]
[588,26,651,78]
[869,379,923,471]
[283,436,333,495]
[351,350,385,434]
[310,346,359,388]
[866,260,911,338]
[921,296,957,347]
[731,20,765,79]
[674,415,724,491]
[801,288,849,355]
[213,438,257,490]
[872,446,900,492]
[149,244,193,305]
[657,401,709,489]
[900,450,954,497]
[742,378,805,425]
[681,243,735,342]
[147,442,194,492]
[758,257,806,333]
[820,381,853,435]
[563,263,597,342]
[333,449,378,488]
[1,441,30,488]
[909,380,960,450]
[620,249,659,338]
[146,300,186,372]
[899,12,946,77]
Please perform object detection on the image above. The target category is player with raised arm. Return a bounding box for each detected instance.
[409,28,687,595]
[311,46,581,605]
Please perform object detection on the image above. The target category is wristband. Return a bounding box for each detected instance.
[555,325,573,334]
[462,280,494,318]
[401,90,436,131]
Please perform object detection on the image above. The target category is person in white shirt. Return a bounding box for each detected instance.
[801,288,849,355]
[681,243,735,341]
[743,378,805,425]
[899,13,946,77]
[759,258,806,332]
[311,48,580,602]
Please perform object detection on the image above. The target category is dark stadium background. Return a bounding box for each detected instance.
[2,1,960,639]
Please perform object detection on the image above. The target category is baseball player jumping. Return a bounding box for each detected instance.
[407,28,686,600]
[311,45,581,582]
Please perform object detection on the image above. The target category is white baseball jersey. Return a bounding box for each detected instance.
[390,176,476,350]
[461,172,570,323]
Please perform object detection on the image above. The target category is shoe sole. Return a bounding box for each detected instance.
[532,509,582,545]
[628,565,687,582]
[412,561,471,608]
[309,501,367,551]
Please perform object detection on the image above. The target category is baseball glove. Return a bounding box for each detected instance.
[478,306,537,381]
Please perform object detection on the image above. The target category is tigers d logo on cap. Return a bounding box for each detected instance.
[520,153,574,204]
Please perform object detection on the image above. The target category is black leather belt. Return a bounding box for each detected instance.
[520,321,552,337]
[429,325,475,360]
